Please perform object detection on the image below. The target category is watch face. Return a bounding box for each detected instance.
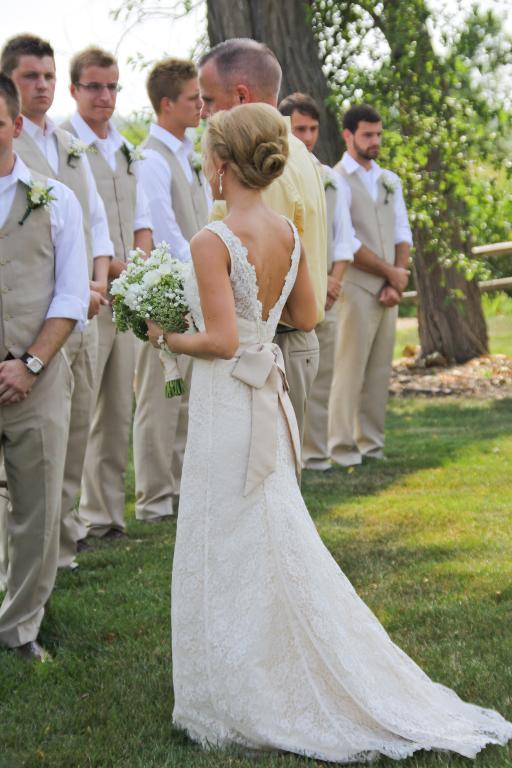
[27,357,43,374]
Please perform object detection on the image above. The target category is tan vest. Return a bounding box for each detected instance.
[14,127,93,277]
[0,177,55,360]
[142,134,208,239]
[335,163,395,295]
[61,120,137,262]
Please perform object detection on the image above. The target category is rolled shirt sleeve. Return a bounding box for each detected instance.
[138,149,191,262]
[330,176,356,263]
[335,173,362,253]
[47,179,90,330]
[391,174,413,246]
[132,161,153,233]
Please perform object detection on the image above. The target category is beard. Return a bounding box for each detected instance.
[354,139,380,161]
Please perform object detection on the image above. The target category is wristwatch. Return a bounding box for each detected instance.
[20,352,45,376]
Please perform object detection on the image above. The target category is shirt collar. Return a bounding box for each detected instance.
[70,112,125,151]
[150,123,193,155]
[341,151,381,178]
[23,114,58,140]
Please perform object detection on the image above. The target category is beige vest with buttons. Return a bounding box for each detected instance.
[334,164,395,295]
[14,127,94,278]
[61,120,137,262]
[0,177,55,360]
[142,134,208,239]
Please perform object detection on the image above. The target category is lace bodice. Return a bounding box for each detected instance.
[185,219,300,343]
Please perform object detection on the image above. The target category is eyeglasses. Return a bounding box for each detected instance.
[75,82,122,93]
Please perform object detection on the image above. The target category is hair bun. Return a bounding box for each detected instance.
[253,141,287,181]
[203,103,289,191]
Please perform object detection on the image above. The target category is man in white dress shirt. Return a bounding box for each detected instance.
[279,92,355,471]
[0,74,89,660]
[1,34,113,569]
[134,58,209,521]
[62,47,153,540]
[330,104,412,466]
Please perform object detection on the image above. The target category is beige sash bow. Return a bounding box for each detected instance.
[231,342,301,496]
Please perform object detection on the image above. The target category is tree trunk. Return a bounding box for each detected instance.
[206,0,343,165]
[413,228,488,363]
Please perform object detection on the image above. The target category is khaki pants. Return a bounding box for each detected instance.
[274,328,319,450]
[79,305,135,537]
[0,462,9,591]
[133,342,191,520]
[59,321,98,567]
[0,352,72,647]
[302,305,338,469]
[329,281,397,466]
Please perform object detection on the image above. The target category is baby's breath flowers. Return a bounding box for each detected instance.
[111,243,190,396]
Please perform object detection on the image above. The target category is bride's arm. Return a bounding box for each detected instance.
[281,242,317,332]
[148,230,240,360]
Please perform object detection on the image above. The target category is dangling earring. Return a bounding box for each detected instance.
[217,168,224,195]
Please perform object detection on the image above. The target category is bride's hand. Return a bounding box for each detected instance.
[146,319,165,349]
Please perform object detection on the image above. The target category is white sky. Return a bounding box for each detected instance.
[1,0,509,120]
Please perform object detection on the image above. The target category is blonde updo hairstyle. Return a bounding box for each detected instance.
[203,103,289,190]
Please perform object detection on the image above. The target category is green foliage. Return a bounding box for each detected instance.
[482,290,512,317]
[313,0,512,280]
[118,109,151,146]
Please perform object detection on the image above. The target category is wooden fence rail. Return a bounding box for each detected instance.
[402,242,512,304]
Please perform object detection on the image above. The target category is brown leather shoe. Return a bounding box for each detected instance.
[14,641,52,662]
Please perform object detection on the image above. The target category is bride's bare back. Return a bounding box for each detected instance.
[223,206,295,321]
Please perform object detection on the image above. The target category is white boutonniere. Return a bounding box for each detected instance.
[19,180,56,225]
[382,176,397,205]
[120,143,145,175]
[189,152,203,186]
[67,138,95,168]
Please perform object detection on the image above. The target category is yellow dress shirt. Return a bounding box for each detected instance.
[210,117,327,323]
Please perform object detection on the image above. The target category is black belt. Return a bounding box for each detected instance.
[275,324,298,335]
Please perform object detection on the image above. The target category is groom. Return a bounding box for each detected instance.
[198,38,327,447]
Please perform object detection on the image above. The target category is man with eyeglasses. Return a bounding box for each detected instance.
[62,47,153,542]
[0,34,114,573]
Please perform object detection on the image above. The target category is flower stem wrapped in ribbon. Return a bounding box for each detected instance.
[111,243,190,397]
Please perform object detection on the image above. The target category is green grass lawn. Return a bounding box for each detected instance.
[1,396,511,768]
[394,294,512,359]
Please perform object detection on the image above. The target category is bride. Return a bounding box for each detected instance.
[147,103,512,763]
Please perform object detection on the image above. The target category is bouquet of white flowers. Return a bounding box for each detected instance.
[111,243,190,397]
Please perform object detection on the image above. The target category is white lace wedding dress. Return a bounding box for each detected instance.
[172,219,512,763]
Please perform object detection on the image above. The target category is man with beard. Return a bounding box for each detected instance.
[330,105,412,467]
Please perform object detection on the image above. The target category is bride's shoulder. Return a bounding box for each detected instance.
[190,225,231,267]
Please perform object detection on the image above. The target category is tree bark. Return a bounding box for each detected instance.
[413,229,488,363]
[206,0,343,165]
